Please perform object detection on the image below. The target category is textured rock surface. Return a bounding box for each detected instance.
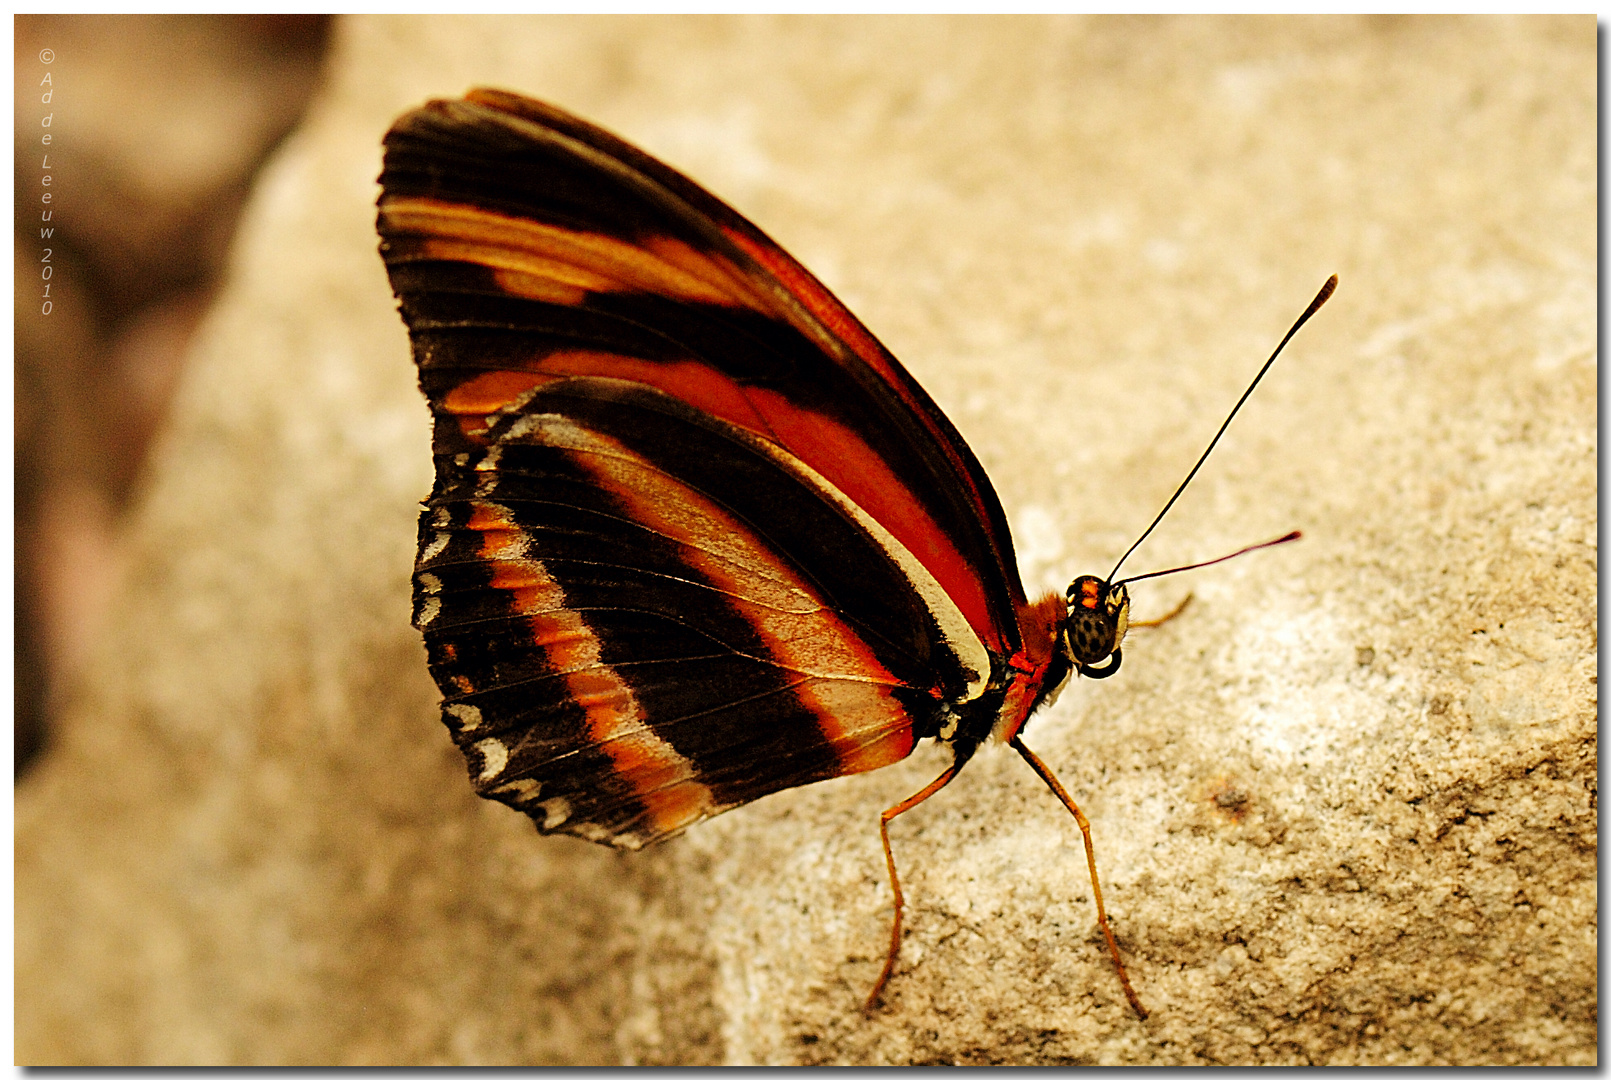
[16,15,1595,1065]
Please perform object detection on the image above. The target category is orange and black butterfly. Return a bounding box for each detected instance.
[377,88,1332,1018]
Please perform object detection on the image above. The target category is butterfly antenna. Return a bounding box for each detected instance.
[1107,275,1336,584]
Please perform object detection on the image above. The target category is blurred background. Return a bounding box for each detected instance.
[14,15,335,773]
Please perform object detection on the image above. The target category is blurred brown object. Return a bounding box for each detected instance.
[14,15,334,773]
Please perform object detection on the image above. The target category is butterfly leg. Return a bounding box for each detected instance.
[1010,735,1149,1020]
[1129,592,1192,629]
[863,760,966,1013]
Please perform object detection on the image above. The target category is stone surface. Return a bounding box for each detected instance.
[16,14,1595,1065]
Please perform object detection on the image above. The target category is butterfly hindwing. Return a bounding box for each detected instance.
[412,374,988,846]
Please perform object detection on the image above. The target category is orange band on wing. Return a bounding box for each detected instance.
[546,418,918,776]
[381,195,770,310]
[469,513,718,839]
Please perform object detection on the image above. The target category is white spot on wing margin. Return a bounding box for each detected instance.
[445,702,481,731]
[416,596,441,627]
[473,738,509,781]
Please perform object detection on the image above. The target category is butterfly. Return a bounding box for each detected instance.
[376,88,1333,1019]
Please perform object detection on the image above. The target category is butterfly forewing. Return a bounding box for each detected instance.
[379,90,1026,658]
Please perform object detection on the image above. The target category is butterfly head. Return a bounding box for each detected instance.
[1063,575,1130,680]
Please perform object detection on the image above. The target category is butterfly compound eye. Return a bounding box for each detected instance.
[1063,576,1130,678]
